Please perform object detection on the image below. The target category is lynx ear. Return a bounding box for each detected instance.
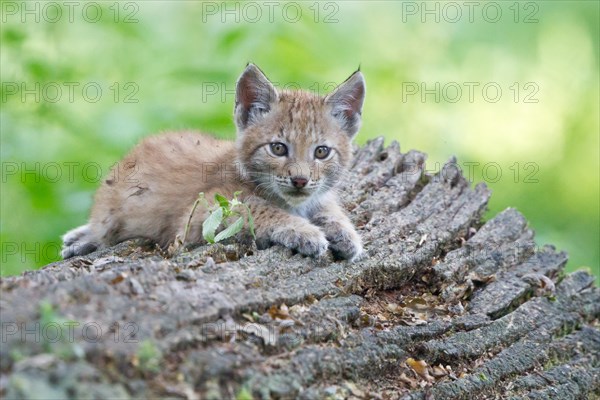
[234,63,278,132]
[325,70,366,138]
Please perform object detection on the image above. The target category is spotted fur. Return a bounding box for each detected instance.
[62,64,365,260]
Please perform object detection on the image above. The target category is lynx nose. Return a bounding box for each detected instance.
[291,176,308,188]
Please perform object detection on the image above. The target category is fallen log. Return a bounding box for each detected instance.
[1,138,598,399]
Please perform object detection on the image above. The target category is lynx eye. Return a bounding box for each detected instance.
[314,146,331,160]
[269,142,288,157]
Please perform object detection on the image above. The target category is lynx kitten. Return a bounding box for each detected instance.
[62,64,365,261]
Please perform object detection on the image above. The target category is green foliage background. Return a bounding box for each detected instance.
[1,1,598,283]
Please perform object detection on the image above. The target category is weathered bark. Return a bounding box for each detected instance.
[1,138,598,399]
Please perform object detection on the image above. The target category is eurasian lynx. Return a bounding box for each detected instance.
[62,64,365,261]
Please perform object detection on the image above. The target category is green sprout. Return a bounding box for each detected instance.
[183,191,255,246]
[236,387,253,400]
[137,339,161,373]
[38,300,83,359]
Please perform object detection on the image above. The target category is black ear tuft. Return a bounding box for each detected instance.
[325,70,366,138]
[234,64,278,132]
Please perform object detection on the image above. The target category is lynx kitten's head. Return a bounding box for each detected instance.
[234,64,366,209]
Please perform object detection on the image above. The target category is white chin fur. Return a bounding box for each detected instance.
[282,193,311,207]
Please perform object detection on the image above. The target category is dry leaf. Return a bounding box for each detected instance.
[522,273,556,295]
[386,303,402,314]
[398,372,418,388]
[289,304,309,315]
[93,256,125,269]
[166,235,183,257]
[432,364,449,378]
[406,357,434,382]
[467,271,496,284]
[404,297,429,311]
[70,258,93,269]
[110,272,127,284]
[268,304,291,320]
[241,313,255,322]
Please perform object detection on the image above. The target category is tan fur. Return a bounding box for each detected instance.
[62,64,365,260]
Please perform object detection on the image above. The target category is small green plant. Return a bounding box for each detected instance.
[38,300,83,359]
[183,191,255,245]
[136,339,161,373]
[9,348,25,362]
[236,387,254,400]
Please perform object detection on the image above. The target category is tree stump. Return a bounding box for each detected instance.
[1,138,598,399]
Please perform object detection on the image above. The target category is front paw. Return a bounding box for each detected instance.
[269,224,328,257]
[325,226,363,261]
[61,224,100,259]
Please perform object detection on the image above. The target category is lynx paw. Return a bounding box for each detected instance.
[61,224,101,259]
[269,224,328,257]
[325,226,363,261]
